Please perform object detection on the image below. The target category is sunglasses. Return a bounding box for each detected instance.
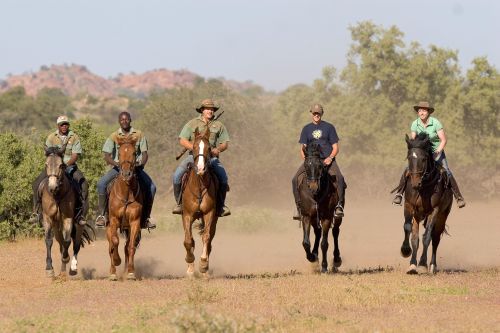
[312,113,322,117]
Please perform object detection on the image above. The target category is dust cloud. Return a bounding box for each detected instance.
[77,198,499,280]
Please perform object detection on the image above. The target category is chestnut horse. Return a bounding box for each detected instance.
[297,143,343,273]
[181,127,218,277]
[106,136,143,281]
[399,133,453,274]
[41,146,93,277]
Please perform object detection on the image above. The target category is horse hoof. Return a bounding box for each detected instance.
[46,269,55,278]
[127,273,136,281]
[400,246,412,258]
[113,258,121,266]
[333,257,342,267]
[406,264,418,274]
[199,258,209,273]
[331,266,339,273]
[429,264,437,275]
[306,253,317,263]
[62,256,70,264]
[321,267,328,274]
[69,269,78,276]
[109,274,118,281]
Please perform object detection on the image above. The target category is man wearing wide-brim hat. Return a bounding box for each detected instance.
[391,100,466,208]
[172,98,231,217]
[29,115,90,226]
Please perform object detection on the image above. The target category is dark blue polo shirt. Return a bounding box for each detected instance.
[299,121,339,159]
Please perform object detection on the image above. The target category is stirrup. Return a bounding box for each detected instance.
[28,213,41,224]
[456,197,466,208]
[145,218,156,230]
[292,209,301,221]
[77,217,87,226]
[95,215,107,228]
[392,193,403,206]
[334,204,344,218]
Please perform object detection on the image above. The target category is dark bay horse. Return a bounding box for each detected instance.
[181,127,218,277]
[106,136,143,281]
[41,146,93,277]
[297,143,343,273]
[399,133,453,274]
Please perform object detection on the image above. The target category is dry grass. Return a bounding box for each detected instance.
[1,200,499,332]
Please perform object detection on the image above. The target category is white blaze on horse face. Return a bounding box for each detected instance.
[412,152,418,159]
[197,140,205,173]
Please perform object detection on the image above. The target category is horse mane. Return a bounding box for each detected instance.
[305,143,321,157]
[45,146,63,157]
[407,133,433,155]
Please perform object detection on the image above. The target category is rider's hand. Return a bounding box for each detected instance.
[323,157,333,165]
[211,148,220,157]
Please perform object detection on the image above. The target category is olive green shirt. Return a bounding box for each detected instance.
[45,130,82,164]
[179,115,230,148]
[410,116,443,152]
[102,127,148,164]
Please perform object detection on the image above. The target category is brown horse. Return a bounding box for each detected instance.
[297,143,343,273]
[41,146,93,277]
[106,136,143,281]
[399,133,453,274]
[181,127,218,277]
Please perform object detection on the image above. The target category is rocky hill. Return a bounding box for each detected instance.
[0,64,260,97]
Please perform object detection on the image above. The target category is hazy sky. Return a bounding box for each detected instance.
[1,0,498,91]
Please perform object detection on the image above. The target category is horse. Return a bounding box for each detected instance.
[106,136,143,281]
[41,146,93,278]
[181,127,219,277]
[399,133,453,274]
[297,143,343,273]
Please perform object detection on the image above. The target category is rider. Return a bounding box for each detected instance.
[95,111,157,229]
[29,115,89,226]
[172,98,231,217]
[392,101,466,208]
[292,104,346,220]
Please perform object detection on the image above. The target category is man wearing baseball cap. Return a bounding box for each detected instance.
[291,103,346,220]
[29,115,89,226]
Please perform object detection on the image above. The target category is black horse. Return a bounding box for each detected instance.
[398,133,453,274]
[296,143,343,273]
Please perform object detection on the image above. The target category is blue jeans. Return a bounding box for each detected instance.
[173,156,228,185]
[97,166,156,200]
[435,151,451,176]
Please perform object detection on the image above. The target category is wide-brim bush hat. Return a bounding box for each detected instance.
[196,99,220,113]
[413,101,434,114]
[56,115,70,125]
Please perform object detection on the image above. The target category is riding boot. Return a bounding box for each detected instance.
[172,183,183,215]
[293,202,302,220]
[449,174,466,208]
[392,170,408,206]
[95,194,107,228]
[142,196,156,230]
[28,194,41,225]
[218,183,231,217]
[334,184,345,218]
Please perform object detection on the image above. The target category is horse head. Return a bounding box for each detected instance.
[116,136,138,182]
[406,133,434,189]
[193,127,211,176]
[44,145,66,195]
[303,143,324,195]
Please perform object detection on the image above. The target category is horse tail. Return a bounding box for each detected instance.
[72,224,96,247]
[195,220,205,235]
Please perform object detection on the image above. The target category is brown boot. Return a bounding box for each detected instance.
[449,174,466,208]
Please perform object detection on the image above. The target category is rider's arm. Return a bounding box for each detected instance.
[324,143,339,165]
[66,153,78,166]
[104,152,118,167]
[211,142,228,156]
[435,129,447,153]
[141,151,148,166]
[411,131,417,139]
[300,144,306,160]
[179,137,194,151]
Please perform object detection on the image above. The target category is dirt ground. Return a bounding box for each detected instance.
[0,199,499,332]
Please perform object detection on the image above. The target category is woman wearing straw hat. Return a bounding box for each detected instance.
[392,101,466,208]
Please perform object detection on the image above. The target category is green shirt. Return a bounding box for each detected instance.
[179,115,230,148]
[410,116,443,152]
[102,127,148,164]
[45,130,82,164]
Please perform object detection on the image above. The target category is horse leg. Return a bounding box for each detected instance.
[43,220,54,278]
[320,220,330,273]
[69,225,83,276]
[182,214,195,277]
[57,217,72,277]
[429,212,447,274]
[311,223,321,262]
[418,215,436,273]
[302,217,316,262]
[200,213,217,275]
[126,220,140,281]
[106,217,120,280]
[400,210,412,258]
[407,218,420,274]
[332,217,342,269]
